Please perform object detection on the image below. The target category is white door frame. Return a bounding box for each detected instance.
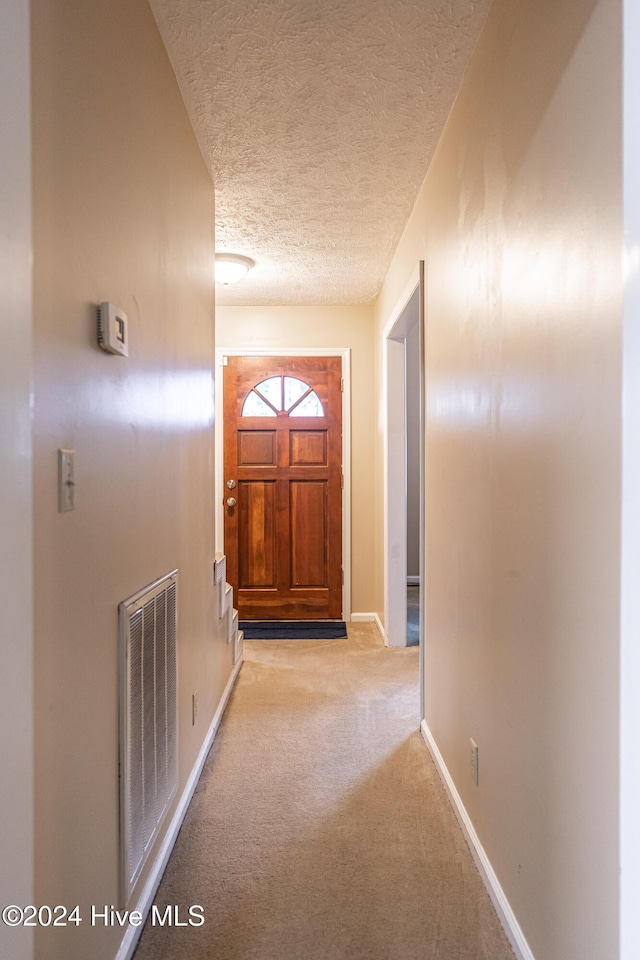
[382,264,426,716]
[621,1,640,954]
[214,347,352,620]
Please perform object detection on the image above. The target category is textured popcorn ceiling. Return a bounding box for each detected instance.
[150,0,492,304]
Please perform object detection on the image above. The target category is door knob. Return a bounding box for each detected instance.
[226,479,236,489]
[226,497,237,508]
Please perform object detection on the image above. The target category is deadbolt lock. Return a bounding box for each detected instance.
[226,479,237,489]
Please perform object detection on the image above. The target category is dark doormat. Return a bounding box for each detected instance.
[239,620,348,640]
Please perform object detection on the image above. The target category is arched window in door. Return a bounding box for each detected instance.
[241,376,324,417]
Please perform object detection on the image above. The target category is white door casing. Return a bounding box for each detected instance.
[382,264,426,719]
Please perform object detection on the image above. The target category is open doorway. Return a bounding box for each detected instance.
[382,265,425,716]
[405,316,421,648]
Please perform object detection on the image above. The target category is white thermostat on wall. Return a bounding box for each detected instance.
[97,301,129,357]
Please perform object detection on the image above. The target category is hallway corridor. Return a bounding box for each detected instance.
[133,624,514,960]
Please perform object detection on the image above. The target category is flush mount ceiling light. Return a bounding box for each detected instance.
[215,253,255,285]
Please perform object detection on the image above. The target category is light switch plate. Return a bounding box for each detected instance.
[58,449,75,512]
[470,738,479,786]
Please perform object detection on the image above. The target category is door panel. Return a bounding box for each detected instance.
[224,356,342,619]
[289,430,327,466]
[238,431,276,466]
[290,480,327,587]
[238,481,276,588]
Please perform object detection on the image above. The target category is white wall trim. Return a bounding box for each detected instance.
[382,269,424,661]
[420,720,535,960]
[373,611,385,641]
[214,347,352,619]
[621,3,640,956]
[115,656,244,960]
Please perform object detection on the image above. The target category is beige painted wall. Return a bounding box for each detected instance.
[1,1,33,958]
[31,2,229,958]
[374,0,622,957]
[216,305,376,614]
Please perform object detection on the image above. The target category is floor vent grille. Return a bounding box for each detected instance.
[119,570,178,904]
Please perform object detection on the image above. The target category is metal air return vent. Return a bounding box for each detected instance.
[119,570,178,904]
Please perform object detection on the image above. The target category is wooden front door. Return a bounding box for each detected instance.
[223,355,343,619]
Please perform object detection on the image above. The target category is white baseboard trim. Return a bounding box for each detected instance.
[407,576,420,585]
[420,719,535,960]
[115,655,244,960]
[373,612,385,641]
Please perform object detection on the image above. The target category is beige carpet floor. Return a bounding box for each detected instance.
[133,623,515,960]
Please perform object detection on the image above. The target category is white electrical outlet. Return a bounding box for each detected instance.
[192,691,198,726]
[470,738,479,786]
